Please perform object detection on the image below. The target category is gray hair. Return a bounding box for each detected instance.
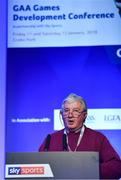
[61,93,87,111]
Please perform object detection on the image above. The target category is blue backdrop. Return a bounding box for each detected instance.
[6,45,121,155]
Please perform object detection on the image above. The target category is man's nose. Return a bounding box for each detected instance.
[68,111,73,117]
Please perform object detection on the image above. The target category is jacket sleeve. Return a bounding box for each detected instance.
[100,136,121,179]
[38,138,46,151]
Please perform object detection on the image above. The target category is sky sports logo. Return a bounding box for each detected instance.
[8,166,44,175]
[5,164,54,178]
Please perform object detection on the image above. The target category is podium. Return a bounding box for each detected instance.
[5,152,99,179]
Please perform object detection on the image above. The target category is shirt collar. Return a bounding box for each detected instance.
[65,124,84,134]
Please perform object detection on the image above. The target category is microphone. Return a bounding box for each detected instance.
[63,134,68,151]
[44,134,51,151]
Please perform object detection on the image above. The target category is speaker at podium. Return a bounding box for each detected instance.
[5,152,99,179]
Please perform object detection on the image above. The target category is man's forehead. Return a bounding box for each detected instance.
[64,101,82,108]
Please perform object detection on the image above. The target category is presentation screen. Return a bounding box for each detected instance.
[6,0,121,155]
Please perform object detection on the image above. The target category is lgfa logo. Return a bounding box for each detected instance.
[8,166,44,175]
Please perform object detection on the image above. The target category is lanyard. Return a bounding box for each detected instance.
[64,125,85,151]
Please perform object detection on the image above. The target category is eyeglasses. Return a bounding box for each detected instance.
[62,109,85,117]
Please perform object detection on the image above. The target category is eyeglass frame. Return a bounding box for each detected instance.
[61,108,86,117]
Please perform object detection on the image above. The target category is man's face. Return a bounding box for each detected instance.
[61,101,87,131]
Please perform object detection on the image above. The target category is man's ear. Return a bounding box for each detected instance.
[84,111,87,118]
[83,111,87,123]
[60,110,62,115]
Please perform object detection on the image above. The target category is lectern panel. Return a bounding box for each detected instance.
[5,152,99,179]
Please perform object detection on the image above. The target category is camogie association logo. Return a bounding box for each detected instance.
[114,0,121,17]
